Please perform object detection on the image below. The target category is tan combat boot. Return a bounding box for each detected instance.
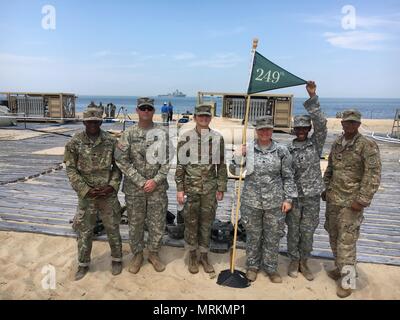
[337,283,352,298]
[74,266,89,281]
[267,271,282,283]
[128,252,143,274]
[111,261,122,276]
[299,259,314,281]
[288,260,299,278]
[245,268,258,282]
[188,250,199,274]
[327,268,341,281]
[199,253,214,273]
[148,251,166,272]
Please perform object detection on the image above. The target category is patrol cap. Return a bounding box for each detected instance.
[342,109,361,122]
[87,101,98,109]
[83,105,103,121]
[293,114,312,128]
[194,104,212,116]
[255,116,274,129]
[137,97,155,109]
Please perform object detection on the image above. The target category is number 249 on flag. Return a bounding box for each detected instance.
[255,68,284,84]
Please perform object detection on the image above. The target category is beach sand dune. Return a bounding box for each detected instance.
[1,231,399,300]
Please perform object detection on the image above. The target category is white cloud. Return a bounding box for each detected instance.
[356,14,400,29]
[173,52,196,61]
[93,51,140,58]
[207,26,246,38]
[304,13,400,29]
[93,52,167,61]
[23,40,47,46]
[303,15,339,27]
[90,50,244,69]
[93,50,112,57]
[303,11,400,51]
[188,53,243,68]
[138,53,168,61]
[0,53,50,64]
[323,31,389,51]
[96,63,144,69]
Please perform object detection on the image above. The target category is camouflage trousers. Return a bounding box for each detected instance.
[324,203,364,271]
[73,193,122,267]
[285,195,320,261]
[161,113,169,123]
[183,192,217,253]
[241,205,285,273]
[125,191,168,255]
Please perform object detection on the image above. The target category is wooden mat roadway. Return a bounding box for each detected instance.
[0,124,399,266]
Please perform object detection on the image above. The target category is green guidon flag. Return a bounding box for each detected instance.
[247,51,307,94]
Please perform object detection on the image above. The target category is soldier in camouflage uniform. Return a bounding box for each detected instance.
[115,97,171,274]
[231,116,298,283]
[64,106,123,281]
[175,104,227,274]
[286,81,327,281]
[323,109,381,298]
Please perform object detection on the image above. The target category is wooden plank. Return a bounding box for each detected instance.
[1,214,71,226]
[312,235,400,250]
[315,227,400,238]
[315,221,400,233]
[311,241,400,257]
[0,209,74,219]
[0,201,76,212]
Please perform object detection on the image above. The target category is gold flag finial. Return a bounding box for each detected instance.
[252,38,259,50]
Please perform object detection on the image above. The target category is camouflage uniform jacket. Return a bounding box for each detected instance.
[324,133,381,207]
[115,123,170,196]
[238,140,298,210]
[288,95,327,197]
[64,130,122,198]
[175,128,227,194]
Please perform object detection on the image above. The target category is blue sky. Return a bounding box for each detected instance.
[0,0,399,97]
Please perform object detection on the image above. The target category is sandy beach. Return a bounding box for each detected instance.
[0,231,399,300]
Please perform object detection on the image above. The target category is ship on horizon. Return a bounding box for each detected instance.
[158,89,186,98]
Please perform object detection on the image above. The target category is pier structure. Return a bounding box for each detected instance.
[0,92,76,123]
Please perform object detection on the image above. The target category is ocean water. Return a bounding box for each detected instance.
[76,95,400,119]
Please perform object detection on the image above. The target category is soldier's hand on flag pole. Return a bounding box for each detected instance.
[216,191,224,201]
[306,81,317,98]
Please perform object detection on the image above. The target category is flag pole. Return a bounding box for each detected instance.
[230,38,258,273]
[217,38,258,288]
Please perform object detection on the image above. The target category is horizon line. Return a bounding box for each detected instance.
[74,94,400,100]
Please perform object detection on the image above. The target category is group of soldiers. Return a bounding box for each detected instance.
[64,82,382,298]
